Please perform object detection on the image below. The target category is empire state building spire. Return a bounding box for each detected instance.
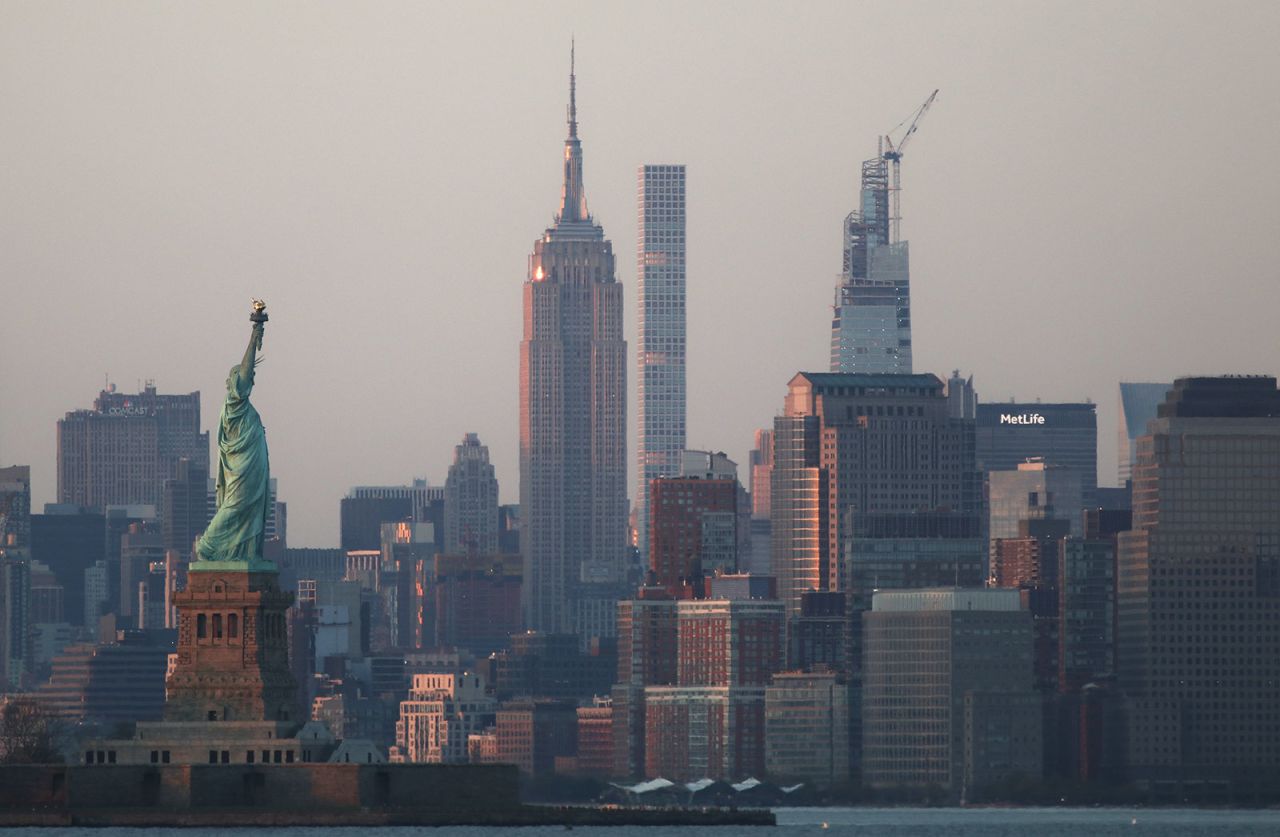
[558,41,589,224]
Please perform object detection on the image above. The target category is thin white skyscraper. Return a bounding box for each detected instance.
[636,165,687,565]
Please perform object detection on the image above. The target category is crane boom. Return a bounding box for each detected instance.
[883,89,938,243]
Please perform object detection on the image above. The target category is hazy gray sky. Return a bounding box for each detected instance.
[3,1,1278,546]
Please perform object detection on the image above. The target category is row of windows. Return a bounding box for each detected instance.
[196,612,239,640]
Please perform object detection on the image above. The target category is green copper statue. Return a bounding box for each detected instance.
[194,300,273,569]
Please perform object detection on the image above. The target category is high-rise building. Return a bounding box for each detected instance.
[378,521,437,651]
[162,458,208,560]
[83,560,109,629]
[771,372,981,617]
[32,506,106,628]
[648,468,737,597]
[612,592,678,779]
[340,481,441,552]
[830,155,912,374]
[988,460,1084,542]
[636,163,687,565]
[788,590,849,673]
[749,430,773,521]
[676,598,785,688]
[443,433,500,554]
[118,523,163,629]
[991,516,1071,693]
[0,544,31,688]
[975,401,1098,508]
[945,370,978,420]
[631,593,785,782]
[862,589,1041,797]
[1116,382,1171,486]
[745,430,775,578]
[1058,537,1116,693]
[28,559,64,625]
[56,384,208,511]
[427,553,522,657]
[0,466,32,548]
[520,48,626,641]
[1118,376,1280,792]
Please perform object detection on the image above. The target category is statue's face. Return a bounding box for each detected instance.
[227,365,240,392]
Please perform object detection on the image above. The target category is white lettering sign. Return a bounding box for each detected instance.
[999,413,1046,425]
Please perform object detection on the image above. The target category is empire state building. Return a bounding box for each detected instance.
[520,47,627,642]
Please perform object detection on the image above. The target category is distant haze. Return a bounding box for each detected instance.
[2,1,1277,546]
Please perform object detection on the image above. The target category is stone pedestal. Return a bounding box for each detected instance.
[165,567,297,723]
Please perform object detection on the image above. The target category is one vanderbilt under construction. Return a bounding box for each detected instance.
[830,92,936,374]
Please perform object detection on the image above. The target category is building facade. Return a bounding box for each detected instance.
[162,458,209,562]
[339,482,440,556]
[426,553,522,657]
[0,466,32,549]
[975,402,1098,508]
[612,593,678,779]
[635,163,687,564]
[443,433,499,555]
[0,546,31,688]
[392,672,496,764]
[649,473,737,596]
[676,598,786,688]
[988,460,1084,541]
[520,50,627,641]
[1116,382,1171,485]
[861,589,1041,797]
[644,686,765,781]
[1118,376,1280,791]
[830,156,912,374]
[771,372,981,617]
[765,670,850,787]
[57,385,208,512]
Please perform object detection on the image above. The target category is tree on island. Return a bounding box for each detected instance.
[0,696,66,764]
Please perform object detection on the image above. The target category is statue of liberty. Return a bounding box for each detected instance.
[195,300,272,568]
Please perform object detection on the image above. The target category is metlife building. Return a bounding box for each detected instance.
[975,402,1098,507]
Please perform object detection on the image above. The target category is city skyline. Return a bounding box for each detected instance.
[2,2,1278,546]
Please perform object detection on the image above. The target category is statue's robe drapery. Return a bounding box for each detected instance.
[196,364,270,562]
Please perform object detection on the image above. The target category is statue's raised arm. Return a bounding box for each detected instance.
[194,301,273,569]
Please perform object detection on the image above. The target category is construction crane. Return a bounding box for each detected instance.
[882,89,938,244]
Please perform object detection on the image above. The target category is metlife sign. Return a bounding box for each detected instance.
[999,413,1046,425]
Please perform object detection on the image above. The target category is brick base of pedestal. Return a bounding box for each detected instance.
[165,568,298,723]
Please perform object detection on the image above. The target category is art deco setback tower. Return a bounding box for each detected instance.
[635,164,687,563]
[520,48,627,641]
[443,433,500,555]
